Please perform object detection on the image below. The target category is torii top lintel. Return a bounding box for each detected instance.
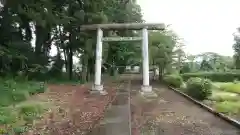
[80,23,165,31]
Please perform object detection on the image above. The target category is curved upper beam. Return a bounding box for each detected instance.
[80,23,165,31]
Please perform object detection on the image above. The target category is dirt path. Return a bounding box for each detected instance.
[131,80,240,135]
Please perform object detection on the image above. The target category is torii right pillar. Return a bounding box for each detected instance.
[141,27,153,94]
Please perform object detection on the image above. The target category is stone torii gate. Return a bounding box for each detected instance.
[81,23,165,95]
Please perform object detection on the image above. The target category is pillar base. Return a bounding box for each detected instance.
[92,84,103,91]
[141,85,152,92]
[91,84,107,95]
[141,85,157,98]
[140,91,157,98]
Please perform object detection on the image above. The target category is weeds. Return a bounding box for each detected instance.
[0,102,46,134]
[0,79,47,134]
[0,79,46,107]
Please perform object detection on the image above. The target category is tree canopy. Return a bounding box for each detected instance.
[1,0,208,82]
[0,0,144,81]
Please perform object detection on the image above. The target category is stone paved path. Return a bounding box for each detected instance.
[88,82,131,135]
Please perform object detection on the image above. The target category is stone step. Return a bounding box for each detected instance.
[89,123,130,135]
[104,105,129,119]
[100,116,128,124]
[112,94,129,105]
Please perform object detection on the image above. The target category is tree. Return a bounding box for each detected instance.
[172,43,186,72]
[200,59,213,71]
[180,62,191,73]
[102,0,142,76]
[185,54,197,72]
[194,52,234,72]
[149,29,178,80]
[233,28,240,69]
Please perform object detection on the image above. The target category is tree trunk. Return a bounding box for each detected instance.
[87,57,94,81]
[35,25,44,56]
[118,66,125,74]
[63,49,68,72]
[81,53,88,83]
[153,66,158,81]
[18,13,32,42]
[67,47,73,80]
[58,25,68,73]
[81,39,93,83]
[158,65,164,81]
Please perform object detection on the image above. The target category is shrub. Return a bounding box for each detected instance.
[19,104,43,116]
[163,74,183,88]
[0,128,7,134]
[14,103,44,125]
[13,126,28,134]
[181,72,240,82]
[185,77,212,100]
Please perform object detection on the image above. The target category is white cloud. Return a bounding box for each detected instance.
[137,0,240,56]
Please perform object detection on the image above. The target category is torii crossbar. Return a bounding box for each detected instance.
[81,23,165,95]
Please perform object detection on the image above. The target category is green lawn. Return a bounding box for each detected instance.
[214,101,240,115]
[210,82,240,116]
[213,82,240,94]
[209,91,239,102]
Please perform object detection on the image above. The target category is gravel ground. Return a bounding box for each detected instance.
[26,84,116,135]
[154,85,240,135]
[131,80,240,135]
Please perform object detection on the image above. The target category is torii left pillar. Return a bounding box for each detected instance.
[91,28,106,95]
[141,28,152,93]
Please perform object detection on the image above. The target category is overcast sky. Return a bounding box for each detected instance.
[137,0,240,56]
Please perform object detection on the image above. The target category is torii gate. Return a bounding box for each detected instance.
[81,23,165,95]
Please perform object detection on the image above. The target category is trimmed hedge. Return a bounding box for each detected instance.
[181,72,240,82]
